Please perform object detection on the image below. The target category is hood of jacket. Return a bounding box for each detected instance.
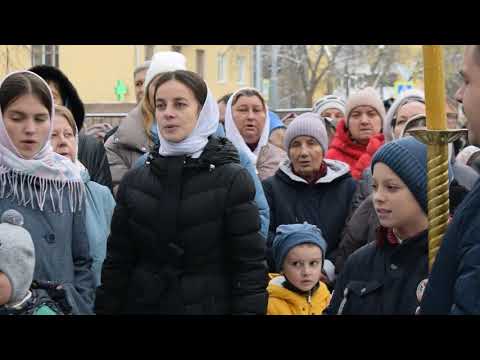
[278,157,351,185]
[29,65,86,130]
[267,274,330,310]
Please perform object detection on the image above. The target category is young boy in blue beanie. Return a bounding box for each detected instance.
[326,137,439,315]
[267,223,331,315]
[0,210,71,315]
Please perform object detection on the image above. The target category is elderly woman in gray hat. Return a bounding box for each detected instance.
[263,112,356,285]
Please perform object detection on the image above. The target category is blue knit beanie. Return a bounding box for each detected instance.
[272,223,327,272]
[371,137,428,214]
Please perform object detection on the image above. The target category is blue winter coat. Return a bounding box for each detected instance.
[420,178,480,315]
[132,124,270,240]
[82,170,116,287]
[0,184,95,315]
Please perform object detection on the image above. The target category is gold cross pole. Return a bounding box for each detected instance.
[410,45,467,271]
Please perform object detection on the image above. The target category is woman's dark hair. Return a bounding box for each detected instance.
[0,72,52,116]
[218,93,233,105]
[231,88,266,110]
[153,70,207,108]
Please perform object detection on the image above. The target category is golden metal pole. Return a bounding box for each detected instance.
[410,46,467,271]
[423,46,447,131]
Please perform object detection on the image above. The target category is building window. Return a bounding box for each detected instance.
[236,56,246,84]
[145,45,155,60]
[196,49,205,78]
[172,45,182,53]
[217,53,227,83]
[32,45,59,67]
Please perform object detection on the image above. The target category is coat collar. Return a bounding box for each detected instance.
[278,158,351,185]
[375,226,428,251]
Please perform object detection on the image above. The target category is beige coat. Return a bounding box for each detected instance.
[104,106,154,194]
[256,143,287,181]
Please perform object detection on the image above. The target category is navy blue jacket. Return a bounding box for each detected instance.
[326,228,428,315]
[262,159,356,271]
[421,178,480,314]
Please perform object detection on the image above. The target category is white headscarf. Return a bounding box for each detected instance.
[0,71,84,213]
[157,87,219,158]
[224,87,270,166]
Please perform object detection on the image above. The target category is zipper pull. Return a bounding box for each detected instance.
[337,287,349,315]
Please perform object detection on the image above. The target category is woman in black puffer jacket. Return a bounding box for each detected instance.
[95,70,268,315]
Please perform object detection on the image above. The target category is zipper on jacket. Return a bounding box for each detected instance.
[337,287,349,315]
[307,290,312,314]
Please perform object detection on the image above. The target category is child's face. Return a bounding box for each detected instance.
[372,162,427,232]
[0,272,12,306]
[282,244,323,292]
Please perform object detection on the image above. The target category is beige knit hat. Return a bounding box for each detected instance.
[345,87,386,128]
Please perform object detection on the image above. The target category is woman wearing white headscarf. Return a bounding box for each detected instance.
[105,51,187,194]
[225,88,287,181]
[95,70,268,315]
[0,71,95,314]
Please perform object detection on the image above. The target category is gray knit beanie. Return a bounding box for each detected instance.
[0,210,35,306]
[284,112,329,153]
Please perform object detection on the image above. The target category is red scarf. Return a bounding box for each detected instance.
[326,119,368,166]
[376,225,440,247]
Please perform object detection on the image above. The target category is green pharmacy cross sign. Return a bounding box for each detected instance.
[114,80,128,101]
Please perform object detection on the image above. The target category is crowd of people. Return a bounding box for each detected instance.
[1,45,480,315]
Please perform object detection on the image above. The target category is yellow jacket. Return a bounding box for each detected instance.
[267,274,331,315]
